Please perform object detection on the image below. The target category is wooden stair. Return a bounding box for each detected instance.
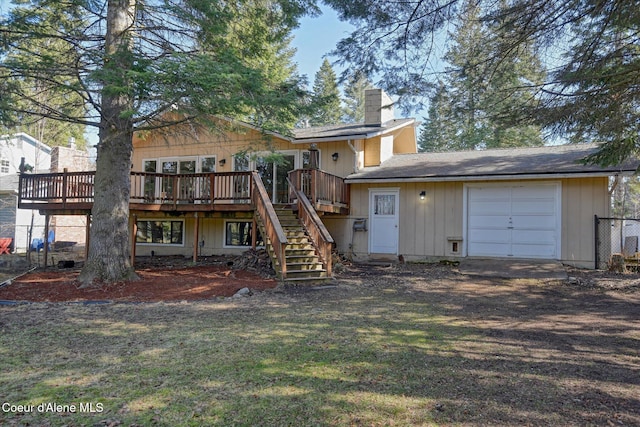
[258,204,330,282]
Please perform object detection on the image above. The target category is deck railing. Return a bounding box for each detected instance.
[19,170,253,208]
[288,169,349,207]
[19,170,95,206]
[252,171,288,278]
[129,171,252,205]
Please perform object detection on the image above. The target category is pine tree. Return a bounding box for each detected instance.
[309,59,342,126]
[327,0,639,162]
[418,81,457,152]
[343,72,374,123]
[0,0,316,285]
[419,0,544,151]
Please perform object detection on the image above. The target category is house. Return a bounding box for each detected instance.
[17,89,638,277]
[0,133,52,252]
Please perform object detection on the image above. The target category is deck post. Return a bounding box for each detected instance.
[251,216,257,248]
[43,214,50,268]
[85,214,91,260]
[193,212,199,263]
[131,214,137,267]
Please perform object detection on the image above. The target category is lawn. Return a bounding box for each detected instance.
[1,264,638,426]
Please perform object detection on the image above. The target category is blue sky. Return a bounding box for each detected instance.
[290,5,354,86]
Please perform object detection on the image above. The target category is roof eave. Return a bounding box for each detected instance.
[345,170,635,184]
[291,119,416,144]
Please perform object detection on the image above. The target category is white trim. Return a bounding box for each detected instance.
[463,182,562,259]
[290,119,417,144]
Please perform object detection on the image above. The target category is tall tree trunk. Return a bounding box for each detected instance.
[78,0,138,286]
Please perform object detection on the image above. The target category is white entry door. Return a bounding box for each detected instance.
[369,189,400,254]
[466,184,560,258]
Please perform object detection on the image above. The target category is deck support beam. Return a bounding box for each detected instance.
[193,212,199,263]
[85,214,91,261]
[130,214,137,267]
[43,214,50,268]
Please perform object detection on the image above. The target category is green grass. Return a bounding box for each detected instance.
[1,275,638,426]
[0,294,460,426]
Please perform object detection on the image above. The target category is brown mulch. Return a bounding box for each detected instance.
[0,256,277,302]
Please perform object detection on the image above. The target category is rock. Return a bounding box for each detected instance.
[233,287,252,298]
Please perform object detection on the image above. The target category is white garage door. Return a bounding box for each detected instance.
[467,184,560,259]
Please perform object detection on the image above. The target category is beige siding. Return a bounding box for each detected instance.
[133,125,358,178]
[393,126,417,154]
[131,213,254,258]
[342,178,608,267]
[363,136,381,167]
[561,177,609,267]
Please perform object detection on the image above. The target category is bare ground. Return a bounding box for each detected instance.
[0,258,638,425]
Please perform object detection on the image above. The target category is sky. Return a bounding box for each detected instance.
[290,5,354,86]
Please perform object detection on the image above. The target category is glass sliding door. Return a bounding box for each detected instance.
[275,154,295,203]
[256,154,295,204]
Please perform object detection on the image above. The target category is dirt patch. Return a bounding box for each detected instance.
[0,261,638,425]
[0,255,277,302]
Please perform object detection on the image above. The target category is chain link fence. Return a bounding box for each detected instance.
[5,224,87,254]
[595,215,640,269]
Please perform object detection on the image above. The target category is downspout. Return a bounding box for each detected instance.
[347,139,358,173]
[347,138,357,260]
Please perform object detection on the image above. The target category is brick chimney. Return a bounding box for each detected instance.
[364,88,394,126]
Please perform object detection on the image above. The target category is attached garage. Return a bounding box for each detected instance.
[345,144,640,268]
[465,183,561,259]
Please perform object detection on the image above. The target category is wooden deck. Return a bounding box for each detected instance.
[18,169,349,215]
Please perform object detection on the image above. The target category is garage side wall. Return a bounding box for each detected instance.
[338,182,464,261]
[341,178,608,268]
[560,177,609,268]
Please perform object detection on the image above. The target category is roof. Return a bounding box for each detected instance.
[291,118,416,143]
[346,144,639,183]
[0,133,52,155]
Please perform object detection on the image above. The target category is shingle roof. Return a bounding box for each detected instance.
[292,118,415,142]
[346,144,639,182]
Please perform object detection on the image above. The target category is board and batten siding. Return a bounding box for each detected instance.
[130,214,254,258]
[341,177,608,268]
[560,177,609,267]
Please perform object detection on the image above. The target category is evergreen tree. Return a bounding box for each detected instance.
[343,71,374,123]
[418,81,457,152]
[309,59,342,126]
[0,8,87,148]
[326,0,638,163]
[0,0,316,285]
[418,0,544,151]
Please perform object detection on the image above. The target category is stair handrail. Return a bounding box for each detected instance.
[251,171,288,279]
[287,177,334,276]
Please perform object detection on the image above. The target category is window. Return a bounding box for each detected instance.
[374,194,395,215]
[143,160,157,200]
[225,220,263,247]
[1,159,9,174]
[233,153,249,172]
[136,220,184,245]
[201,157,216,173]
